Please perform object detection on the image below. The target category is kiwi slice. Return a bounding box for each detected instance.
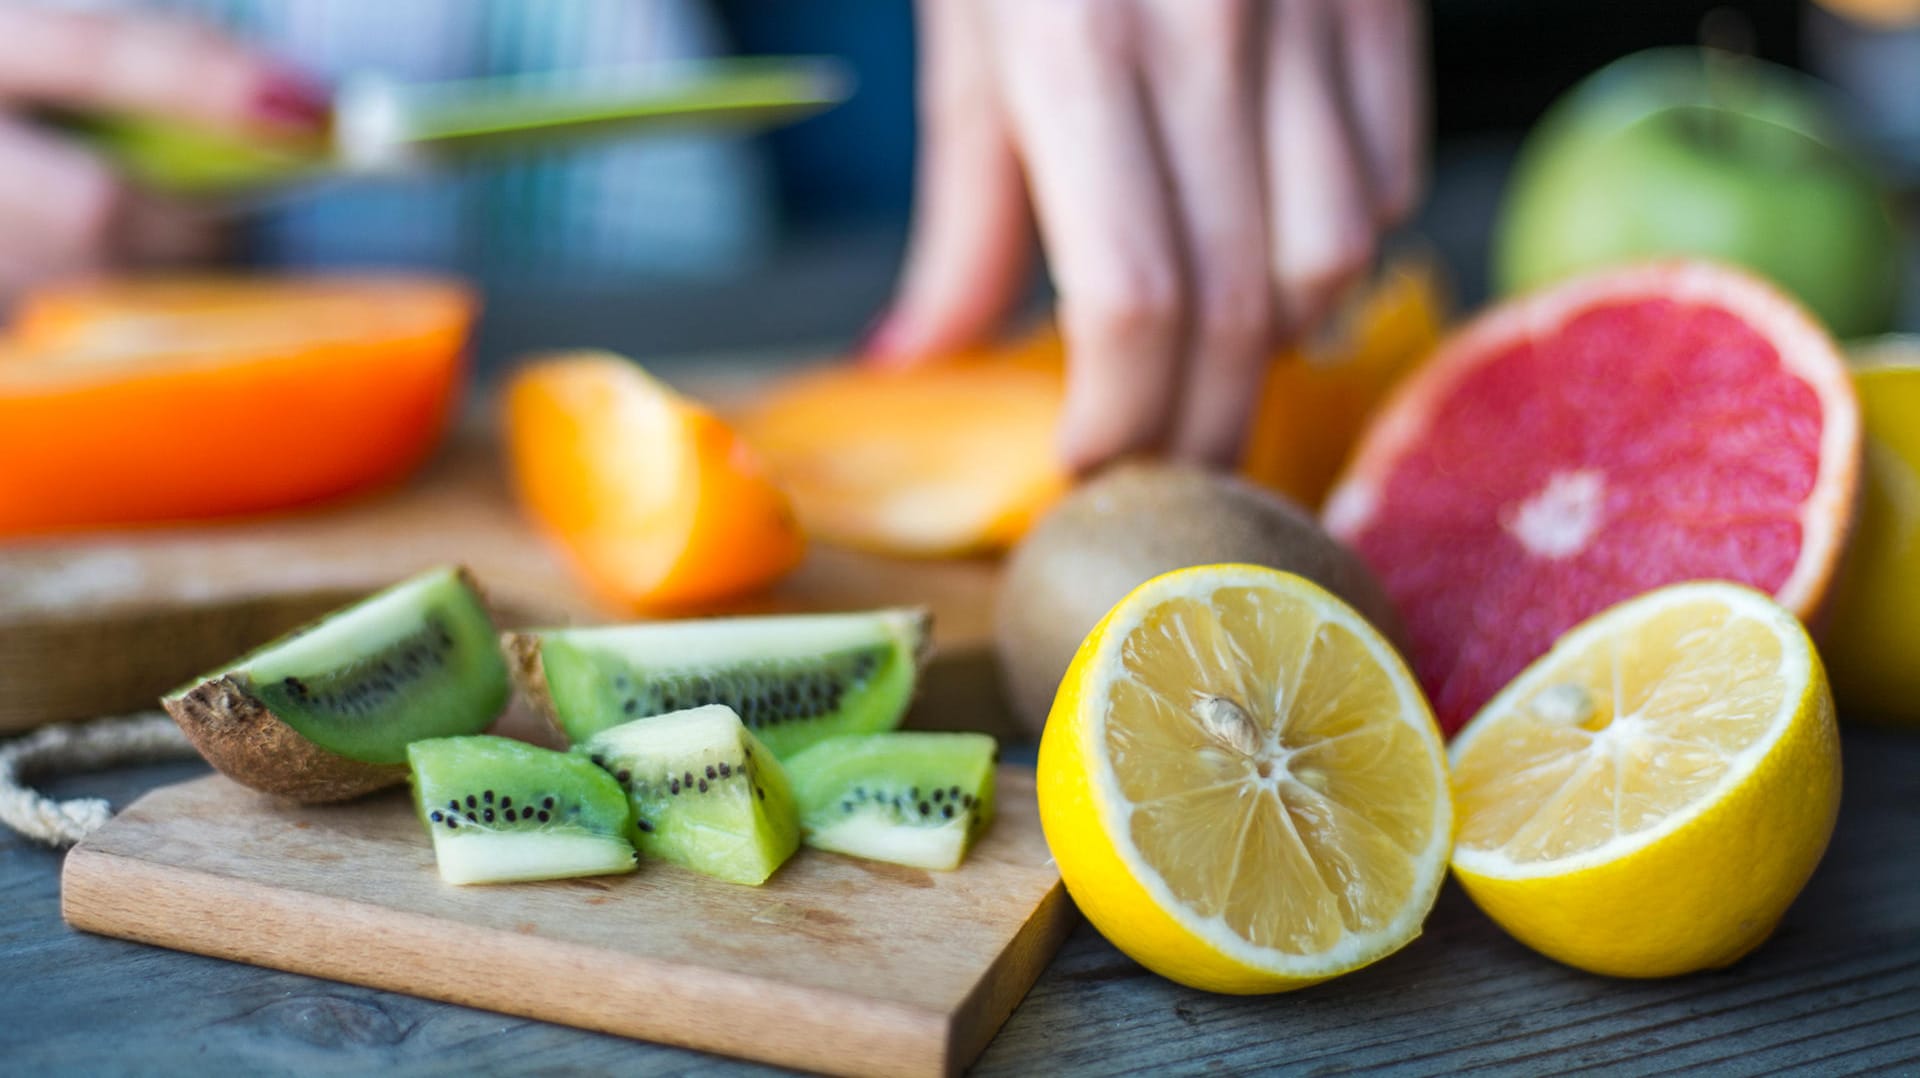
[577,705,800,885]
[408,735,637,885]
[785,732,997,871]
[162,566,510,803]
[508,607,930,758]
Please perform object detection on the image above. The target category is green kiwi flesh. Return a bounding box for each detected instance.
[577,705,799,885]
[511,607,930,759]
[784,732,997,871]
[163,566,511,802]
[408,735,636,885]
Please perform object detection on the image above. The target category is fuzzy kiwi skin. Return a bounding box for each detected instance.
[996,464,1405,737]
[164,676,405,802]
[505,632,561,733]
[162,567,506,804]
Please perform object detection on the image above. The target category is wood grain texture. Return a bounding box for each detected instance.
[8,723,1919,1075]
[60,767,1070,1078]
[0,428,1014,739]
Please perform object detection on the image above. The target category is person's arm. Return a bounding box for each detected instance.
[0,5,326,298]
[870,0,1426,471]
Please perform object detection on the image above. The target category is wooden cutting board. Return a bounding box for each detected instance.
[61,768,1071,1078]
[8,408,1063,1076]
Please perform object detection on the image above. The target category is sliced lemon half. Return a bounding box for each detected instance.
[1036,564,1452,994]
[1450,581,1841,978]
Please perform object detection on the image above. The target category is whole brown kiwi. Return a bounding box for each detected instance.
[995,463,1404,736]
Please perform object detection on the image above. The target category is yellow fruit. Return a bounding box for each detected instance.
[1449,581,1841,979]
[1037,564,1452,994]
[1825,337,1920,724]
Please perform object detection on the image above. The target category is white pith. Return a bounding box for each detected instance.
[809,813,968,871]
[587,704,743,756]
[1323,260,1861,615]
[1448,582,1807,879]
[430,831,634,885]
[552,608,921,668]
[1504,469,1607,559]
[1082,566,1454,977]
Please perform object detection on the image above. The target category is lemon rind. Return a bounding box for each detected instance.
[1448,581,1809,881]
[1082,565,1454,978]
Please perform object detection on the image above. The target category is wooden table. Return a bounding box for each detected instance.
[5,721,1917,1075]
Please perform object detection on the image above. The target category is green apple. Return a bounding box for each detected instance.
[1494,48,1901,339]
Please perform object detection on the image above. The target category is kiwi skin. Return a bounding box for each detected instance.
[504,632,561,732]
[165,676,405,802]
[995,464,1405,737]
[162,567,503,804]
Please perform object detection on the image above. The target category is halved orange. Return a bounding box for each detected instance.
[0,274,474,534]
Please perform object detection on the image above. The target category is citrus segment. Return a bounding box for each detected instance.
[1327,261,1859,735]
[1449,581,1840,977]
[1038,565,1451,993]
[1241,258,1445,507]
[503,353,804,611]
[740,328,1070,557]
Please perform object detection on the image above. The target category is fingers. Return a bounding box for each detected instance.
[1140,0,1274,466]
[1337,0,1426,225]
[868,0,1033,366]
[1264,0,1380,340]
[989,0,1186,471]
[0,6,324,131]
[0,117,123,285]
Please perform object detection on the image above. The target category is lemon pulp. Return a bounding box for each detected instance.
[1447,581,1840,978]
[1040,565,1452,991]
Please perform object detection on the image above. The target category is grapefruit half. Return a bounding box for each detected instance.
[1325,261,1859,736]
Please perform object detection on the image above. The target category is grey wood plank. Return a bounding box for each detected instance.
[4,725,1918,1076]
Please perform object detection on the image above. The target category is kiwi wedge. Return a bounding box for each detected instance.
[408,735,637,885]
[577,705,800,885]
[163,566,510,803]
[785,732,997,871]
[508,607,930,758]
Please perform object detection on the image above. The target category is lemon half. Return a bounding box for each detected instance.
[1450,581,1841,978]
[1037,564,1452,994]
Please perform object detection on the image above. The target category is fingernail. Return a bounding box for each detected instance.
[253,68,331,130]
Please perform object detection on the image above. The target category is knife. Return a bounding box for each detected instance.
[47,56,851,197]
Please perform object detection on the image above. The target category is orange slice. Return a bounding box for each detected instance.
[0,274,474,535]
[503,352,804,611]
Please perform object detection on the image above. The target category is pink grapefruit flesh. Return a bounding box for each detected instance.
[1325,261,1859,735]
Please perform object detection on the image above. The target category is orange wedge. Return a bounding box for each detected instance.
[504,352,804,611]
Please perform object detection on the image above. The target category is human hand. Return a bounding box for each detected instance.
[0,5,326,299]
[869,0,1425,471]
